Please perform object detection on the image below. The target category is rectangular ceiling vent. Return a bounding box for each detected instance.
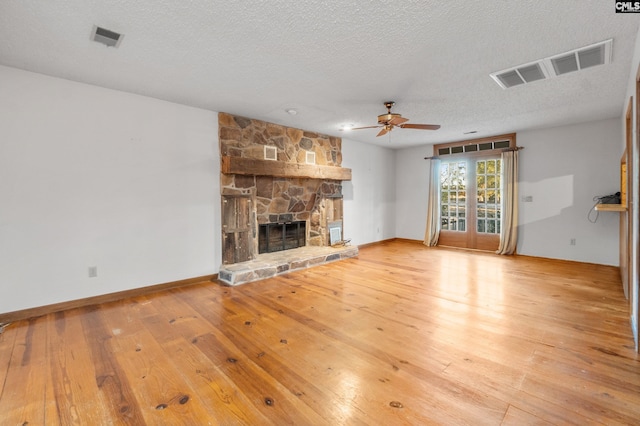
[544,39,612,77]
[490,61,548,89]
[91,25,124,48]
[490,39,612,89]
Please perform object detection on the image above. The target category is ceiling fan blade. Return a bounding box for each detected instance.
[399,123,441,130]
[377,127,390,137]
[389,116,409,126]
[347,125,382,131]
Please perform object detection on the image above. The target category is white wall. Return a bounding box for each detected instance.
[0,66,221,313]
[517,118,621,265]
[395,145,432,240]
[342,139,396,245]
[395,118,621,266]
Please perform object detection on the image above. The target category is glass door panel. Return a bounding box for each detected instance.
[440,161,467,232]
[476,159,501,239]
[438,156,502,251]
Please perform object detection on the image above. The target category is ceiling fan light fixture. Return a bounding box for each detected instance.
[339,123,354,131]
[377,112,402,124]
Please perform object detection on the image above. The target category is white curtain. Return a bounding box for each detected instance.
[496,150,519,255]
[424,158,441,246]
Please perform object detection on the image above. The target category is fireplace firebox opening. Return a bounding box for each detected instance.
[258,221,307,254]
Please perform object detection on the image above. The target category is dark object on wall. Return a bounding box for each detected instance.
[598,192,621,204]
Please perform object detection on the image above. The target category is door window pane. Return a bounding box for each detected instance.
[476,158,502,234]
[440,161,467,232]
[477,161,486,174]
[487,175,496,188]
[439,158,502,236]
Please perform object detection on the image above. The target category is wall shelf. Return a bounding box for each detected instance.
[594,204,626,212]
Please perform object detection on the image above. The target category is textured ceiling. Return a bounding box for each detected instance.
[1,1,638,148]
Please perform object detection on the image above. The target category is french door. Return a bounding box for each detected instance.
[437,156,502,251]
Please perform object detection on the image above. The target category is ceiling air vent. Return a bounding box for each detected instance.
[91,25,124,48]
[545,39,612,77]
[490,39,612,89]
[490,61,548,89]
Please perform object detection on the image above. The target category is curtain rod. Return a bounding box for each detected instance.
[424,146,524,160]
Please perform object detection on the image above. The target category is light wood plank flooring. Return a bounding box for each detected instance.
[1,240,638,425]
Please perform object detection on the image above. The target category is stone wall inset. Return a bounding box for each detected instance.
[219,112,342,166]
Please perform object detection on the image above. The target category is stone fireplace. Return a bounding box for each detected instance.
[217,112,357,284]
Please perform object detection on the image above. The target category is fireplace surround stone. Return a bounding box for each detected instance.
[218,112,357,283]
[219,113,351,259]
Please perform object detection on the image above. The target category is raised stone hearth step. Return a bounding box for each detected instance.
[217,245,358,286]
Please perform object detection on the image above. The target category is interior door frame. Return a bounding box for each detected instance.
[622,98,632,301]
[631,66,640,351]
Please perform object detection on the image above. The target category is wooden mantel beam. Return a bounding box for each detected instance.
[221,156,352,181]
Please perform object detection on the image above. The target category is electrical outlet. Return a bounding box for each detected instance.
[523,195,533,202]
[570,238,576,246]
[88,266,98,278]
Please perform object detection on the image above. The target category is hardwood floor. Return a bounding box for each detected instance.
[1,240,638,425]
